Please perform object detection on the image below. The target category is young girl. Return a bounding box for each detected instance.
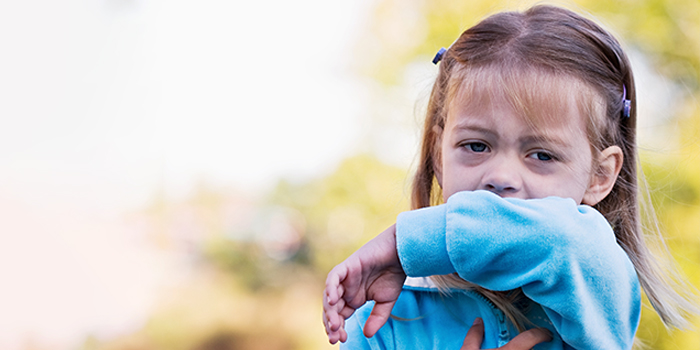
[323,5,695,350]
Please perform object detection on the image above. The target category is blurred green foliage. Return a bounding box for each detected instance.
[268,154,410,274]
[638,151,700,348]
[356,0,700,92]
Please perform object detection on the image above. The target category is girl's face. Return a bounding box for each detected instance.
[439,89,600,205]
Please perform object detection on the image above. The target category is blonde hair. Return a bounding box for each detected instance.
[412,4,697,332]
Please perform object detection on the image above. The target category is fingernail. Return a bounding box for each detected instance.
[472,317,483,325]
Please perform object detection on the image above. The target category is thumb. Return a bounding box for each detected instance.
[461,318,484,350]
[363,300,397,338]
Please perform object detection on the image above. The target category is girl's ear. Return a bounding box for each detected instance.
[582,146,623,206]
[432,125,444,187]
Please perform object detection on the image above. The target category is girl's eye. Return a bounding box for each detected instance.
[528,151,554,161]
[465,142,488,152]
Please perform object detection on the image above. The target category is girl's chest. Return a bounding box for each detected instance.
[370,288,565,350]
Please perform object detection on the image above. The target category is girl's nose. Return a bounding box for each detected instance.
[481,158,522,196]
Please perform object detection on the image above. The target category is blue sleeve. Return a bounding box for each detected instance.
[396,190,641,350]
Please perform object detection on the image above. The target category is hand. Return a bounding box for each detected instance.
[323,224,407,344]
[461,318,552,350]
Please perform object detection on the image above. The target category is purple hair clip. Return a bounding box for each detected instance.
[622,85,631,118]
[432,47,446,65]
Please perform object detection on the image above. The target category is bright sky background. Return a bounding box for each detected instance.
[0,0,375,348]
[1,0,376,211]
[0,1,680,349]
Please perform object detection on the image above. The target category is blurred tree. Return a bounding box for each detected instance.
[84,180,335,350]
[355,0,700,92]
[268,154,410,275]
[202,154,410,291]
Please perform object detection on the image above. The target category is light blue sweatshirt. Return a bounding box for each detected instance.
[341,190,641,350]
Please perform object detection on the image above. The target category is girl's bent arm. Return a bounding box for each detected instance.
[396,190,641,350]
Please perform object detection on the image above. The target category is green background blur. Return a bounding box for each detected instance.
[3,0,698,349]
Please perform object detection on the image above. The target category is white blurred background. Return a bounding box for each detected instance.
[0,1,377,348]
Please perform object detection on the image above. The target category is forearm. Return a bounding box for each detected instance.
[396,190,641,349]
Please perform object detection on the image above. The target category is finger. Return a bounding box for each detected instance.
[325,278,345,308]
[323,310,330,334]
[338,317,348,343]
[323,311,339,337]
[327,316,347,344]
[328,298,347,332]
[460,318,484,350]
[323,289,334,313]
[325,266,347,305]
[322,291,335,325]
[327,317,342,344]
[362,300,396,338]
[335,283,345,304]
[328,328,340,344]
[323,292,345,333]
[502,328,552,349]
[322,299,331,333]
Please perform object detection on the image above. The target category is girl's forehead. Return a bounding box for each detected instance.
[447,66,604,130]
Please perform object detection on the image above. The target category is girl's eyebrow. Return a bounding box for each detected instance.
[451,122,497,138]
[520,134,570,148]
